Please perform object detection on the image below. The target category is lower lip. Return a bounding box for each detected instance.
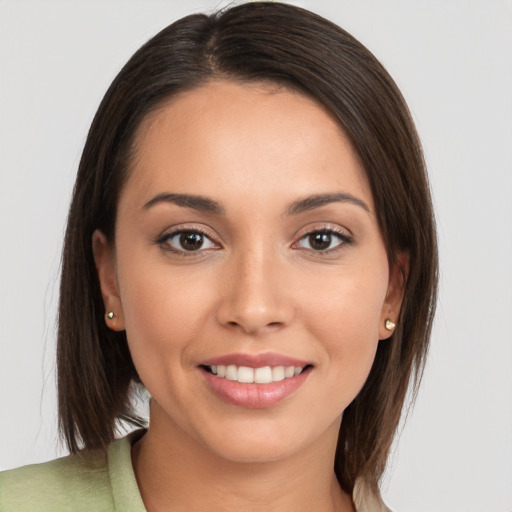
[200,368,311,408]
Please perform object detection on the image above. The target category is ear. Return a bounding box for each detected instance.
[92,230,125,331]
[379,251,409,340]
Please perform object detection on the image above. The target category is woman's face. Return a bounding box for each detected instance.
[94,80,403,463]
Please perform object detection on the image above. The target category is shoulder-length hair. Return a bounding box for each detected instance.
[58,1,438,497]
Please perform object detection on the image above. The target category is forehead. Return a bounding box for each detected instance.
[123,79,372,211]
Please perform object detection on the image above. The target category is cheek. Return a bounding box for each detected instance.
[307,262,388,338]
[304,264,388,392]
[116,258,212,376]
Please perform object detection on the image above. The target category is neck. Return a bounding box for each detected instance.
[131,402,354,512]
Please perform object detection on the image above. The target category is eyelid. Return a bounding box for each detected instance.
[155,224,221,254]
[292,224,354,252]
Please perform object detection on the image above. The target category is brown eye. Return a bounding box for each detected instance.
[180,232,204,251]
[296,229,351,252]
[161,230,217,252]
[308,232,332,251]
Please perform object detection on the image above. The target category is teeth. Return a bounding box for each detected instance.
[206,364,306,383]
[238,366,254,383]
[254,366,272,384]
[226,365,237,381]
[285,366,295,378]
[272,366,285,382]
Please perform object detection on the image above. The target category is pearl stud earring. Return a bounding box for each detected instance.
[385,318,396,331]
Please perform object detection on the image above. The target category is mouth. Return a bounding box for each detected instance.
[200,364,312,384]
[198,354,313,408]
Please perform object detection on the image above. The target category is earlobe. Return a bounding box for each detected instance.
[379,251,409,340]
[92,229,125,331]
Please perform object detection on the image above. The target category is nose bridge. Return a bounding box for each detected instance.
[216,239,293,333]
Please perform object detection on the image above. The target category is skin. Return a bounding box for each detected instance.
[93,80,405,512]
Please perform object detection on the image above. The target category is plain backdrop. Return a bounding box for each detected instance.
[0,1,511,511]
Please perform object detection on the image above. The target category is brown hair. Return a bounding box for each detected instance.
[58,1,437,497]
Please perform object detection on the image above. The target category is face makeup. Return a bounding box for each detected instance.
[98,80,393,464]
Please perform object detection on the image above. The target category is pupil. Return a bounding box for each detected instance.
[310,232,331,250]
[180,232,203,251]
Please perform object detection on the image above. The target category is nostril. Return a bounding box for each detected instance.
[223,319,284,333]
[216,292,295,334]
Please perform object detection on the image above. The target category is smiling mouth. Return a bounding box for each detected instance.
[201,364,312,384]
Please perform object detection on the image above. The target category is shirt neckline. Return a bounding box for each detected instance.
[108,429,148,512]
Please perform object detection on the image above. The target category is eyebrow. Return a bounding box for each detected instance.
[142,191,370,217]
[143,193,225,215]
[285,192,370,215]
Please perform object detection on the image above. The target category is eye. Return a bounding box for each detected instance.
[159,230,218,253]
[296,229,352,252]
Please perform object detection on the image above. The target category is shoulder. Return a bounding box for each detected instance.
[0,431,146,512]
[0,447,113,512]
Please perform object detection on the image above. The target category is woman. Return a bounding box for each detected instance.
[0,2,437,511]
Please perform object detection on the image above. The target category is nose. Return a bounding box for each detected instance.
[215,246,295,335]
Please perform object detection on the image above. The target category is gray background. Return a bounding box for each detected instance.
[1,1,511,511]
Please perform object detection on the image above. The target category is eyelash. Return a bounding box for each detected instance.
[293,227,354,254]
[155,226,353,256]
[155,228,219,255]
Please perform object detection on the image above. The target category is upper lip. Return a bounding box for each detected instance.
[200,352,311,368]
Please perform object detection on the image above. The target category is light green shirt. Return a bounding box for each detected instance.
[0,431,390,512]
[0,431,146,512]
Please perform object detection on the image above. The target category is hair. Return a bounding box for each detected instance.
[58,1,437,499]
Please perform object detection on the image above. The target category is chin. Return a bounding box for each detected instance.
[207,440,303,465]
[192,413,342,465]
